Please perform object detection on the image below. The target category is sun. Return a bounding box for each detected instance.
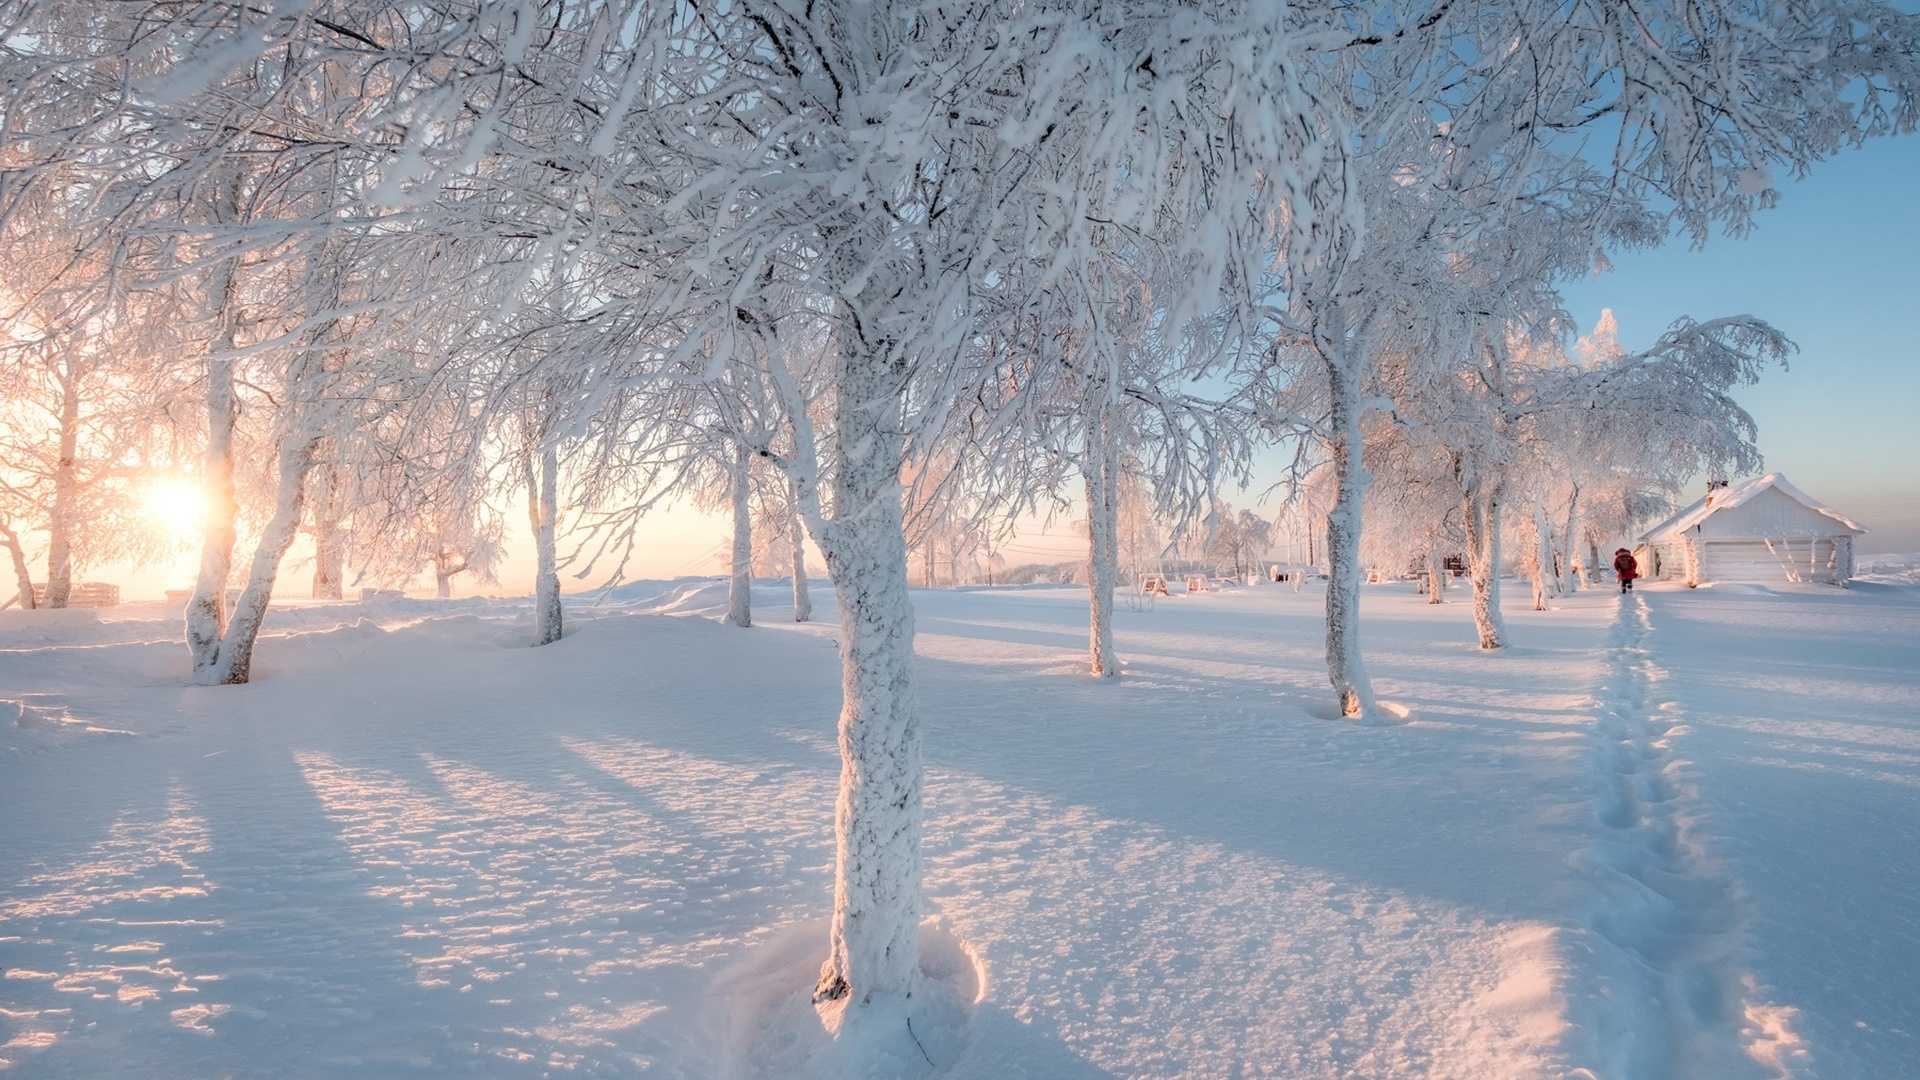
[144,478,205,542]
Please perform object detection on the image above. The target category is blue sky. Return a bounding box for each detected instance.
[1558,133,1920,554]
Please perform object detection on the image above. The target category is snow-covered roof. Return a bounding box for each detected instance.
[1637,473,1866,542]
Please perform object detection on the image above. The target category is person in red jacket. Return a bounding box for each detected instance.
[1613,548,1639,593]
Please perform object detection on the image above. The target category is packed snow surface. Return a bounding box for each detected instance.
[2,577,1915,1077]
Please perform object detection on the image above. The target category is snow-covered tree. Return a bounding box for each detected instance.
[1391,305,1788,648]
[0,512,35,609]
[0,181,188,606]
[750,470,814,622]
[1258,0,1920,713]
[610,0,1347,1018]
[1204,504,1272,583]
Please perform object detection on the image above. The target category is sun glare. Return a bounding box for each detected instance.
[145,479,205,542]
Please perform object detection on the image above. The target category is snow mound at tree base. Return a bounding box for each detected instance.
[713,917,985,1079]
[1359,700,1414,726]
[1301,698,1414,725]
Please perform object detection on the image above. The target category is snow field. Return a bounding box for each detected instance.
[1627,582,1920,1079]
[2,577,1915,1077]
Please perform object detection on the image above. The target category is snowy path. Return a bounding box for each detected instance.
[1566,595,1796,1078]
[3,580,1915,1076]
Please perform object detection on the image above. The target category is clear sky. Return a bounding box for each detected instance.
[1557,133,1920,554]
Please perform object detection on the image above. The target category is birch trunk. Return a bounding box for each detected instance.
[188,176,244,670]
[193,436,317,685]
[1463,482,1507,649]
[1560,487,1582,592]
[1084,396,1120,677]
[1530,496,1553,611]
[789,485,812,623]
[1,520,34,609]
[44,367,79,608]
[530,447,562,645]
[725,442,752,628]
[1321,339,1377,718]
[433,548,466,599]
[310,460,346,600]
[811,332,922,1011]
[186,352,238,673]
[1426,544,1445,604]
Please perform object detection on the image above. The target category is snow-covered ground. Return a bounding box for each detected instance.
[1857,552,1920,586]
[2,575,1915,1077]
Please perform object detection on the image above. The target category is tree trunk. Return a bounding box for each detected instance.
[725,442,753,627]
[1560,486,1582,592]
[811,331,922,1011]
[193,436,317,685]
[1530,496,1553,612]
[187,353,238,674]
[187,178,243,671]
[310,459,346,600]
[1321,341,1378,718]
[790,482,812,623]
[1540,495,1561,599]
[1,519,35,609]
[1426,544,1445,604]
[1084,396,1121,677]
[1463,481,1507,649]
[44,366,80,608]
[530,447,562,645]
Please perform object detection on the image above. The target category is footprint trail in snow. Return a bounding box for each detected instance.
[1569,593,1804,1079]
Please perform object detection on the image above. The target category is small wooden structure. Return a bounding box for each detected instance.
[1139,574,1169,596]
[30,582,119,607]
[1185,574,1209,592]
